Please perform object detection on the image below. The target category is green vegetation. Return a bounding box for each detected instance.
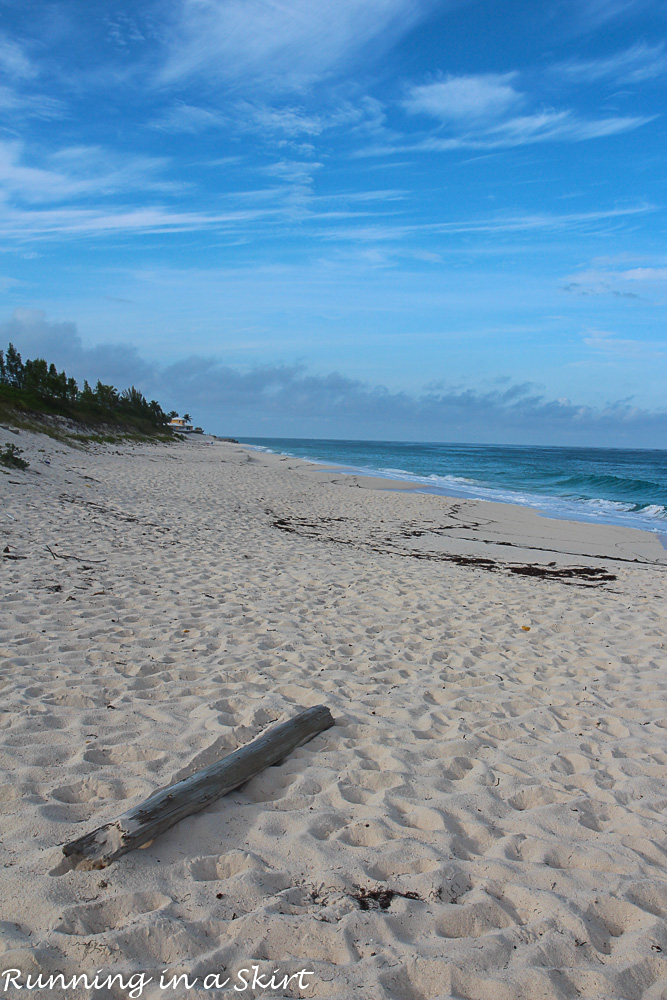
[0,342,174,442]
[0,441,28,470]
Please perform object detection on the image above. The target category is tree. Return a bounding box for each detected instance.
[121,386,149,415]
[23,357,48,395]
[183,413,192,422]
[149,400,168,425]
[0,341,173,432]
[80,379,96,406]
[5,343,24,387]
[94,380,120,408]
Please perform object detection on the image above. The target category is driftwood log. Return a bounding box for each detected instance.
[63,704,334,870]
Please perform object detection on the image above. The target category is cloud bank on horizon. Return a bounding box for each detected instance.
[4,307,665,447]
[0,0,666,445]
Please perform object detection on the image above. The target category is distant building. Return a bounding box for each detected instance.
[168,417,194,432]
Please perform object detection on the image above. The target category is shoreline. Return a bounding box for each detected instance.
[1,431,667,999]
[236,440,667,568]
[238,437,667,544]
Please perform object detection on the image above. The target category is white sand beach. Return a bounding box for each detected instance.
[1,431,667,1000]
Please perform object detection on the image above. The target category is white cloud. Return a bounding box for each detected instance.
[241,104,326,137]
[404,74,522,122]
[580,0,651,27]
[0,33,65,121]
[621,267,667,282]
[563,260,667,299]
[0,127,651,246]
[382,59,658,157]
[259,158,324,211]
[0,139,287,240]
[149,102,226,133]
[555,42,667,84]
[0,85,64,120]
[0,137,403,240]
[483,109,654,144]
[158,0,442,90]
[362,108,654,154]
[440,204,654,234]
[582,328,666,359]
[0,204,274,239]
[0,141,177,205]
[104,12,147,49]
[321,204,654,243]
[262,159,322,183]
[0,141,77,204]
[230,96,386,147]
[0,33,36,80]
[0,274,20,292]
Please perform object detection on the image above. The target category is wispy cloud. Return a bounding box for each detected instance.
[0,138,284,240]
[0,85,64,121]
[262,158,322,188]
[0,274,21,292]
[579,0,652,27]
[148,101,226,133]
[562,259,667,299]
[104,11,147,50]
[227,96,387,153]
[0,136,407,240]
[561,281,641,299]
[238,103,327,137]
[385,61,660,157]
[367,105,653,155]
[555,42,667,84]
[321,204,654,243]
[622,267,667,281]
[158,0,442,90]
[0,141,178,205]
[0,204,275,240]
[582,328,667,359]
[0,31,66,121]
[0,125,652,246]
[0,32,36,80]
[484,109,653,143]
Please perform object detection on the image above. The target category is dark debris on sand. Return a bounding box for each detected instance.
[348,886,423,911]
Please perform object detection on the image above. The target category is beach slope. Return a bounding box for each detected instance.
[1,433,666,1000]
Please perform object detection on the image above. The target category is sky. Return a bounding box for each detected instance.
[0,0,666,445]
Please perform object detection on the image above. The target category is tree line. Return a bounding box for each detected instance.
[0,342,170,429]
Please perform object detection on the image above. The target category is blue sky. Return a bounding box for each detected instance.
[1,0,666,444]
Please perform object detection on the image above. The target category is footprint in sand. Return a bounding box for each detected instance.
[51,776,143,803]
[83,746,167,766]
[189,849,264,881]
[55,893,170,936]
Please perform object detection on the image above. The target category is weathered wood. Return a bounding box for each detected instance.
[63,704,334,870]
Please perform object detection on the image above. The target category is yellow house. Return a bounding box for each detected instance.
[168,417,194,432]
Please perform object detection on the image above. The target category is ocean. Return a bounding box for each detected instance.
[239,437,667,539]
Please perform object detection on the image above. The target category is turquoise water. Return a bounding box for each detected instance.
[240,437,667,537]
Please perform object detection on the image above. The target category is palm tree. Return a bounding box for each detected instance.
[183,412,192,422]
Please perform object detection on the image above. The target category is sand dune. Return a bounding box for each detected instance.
[1,431,666,999]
